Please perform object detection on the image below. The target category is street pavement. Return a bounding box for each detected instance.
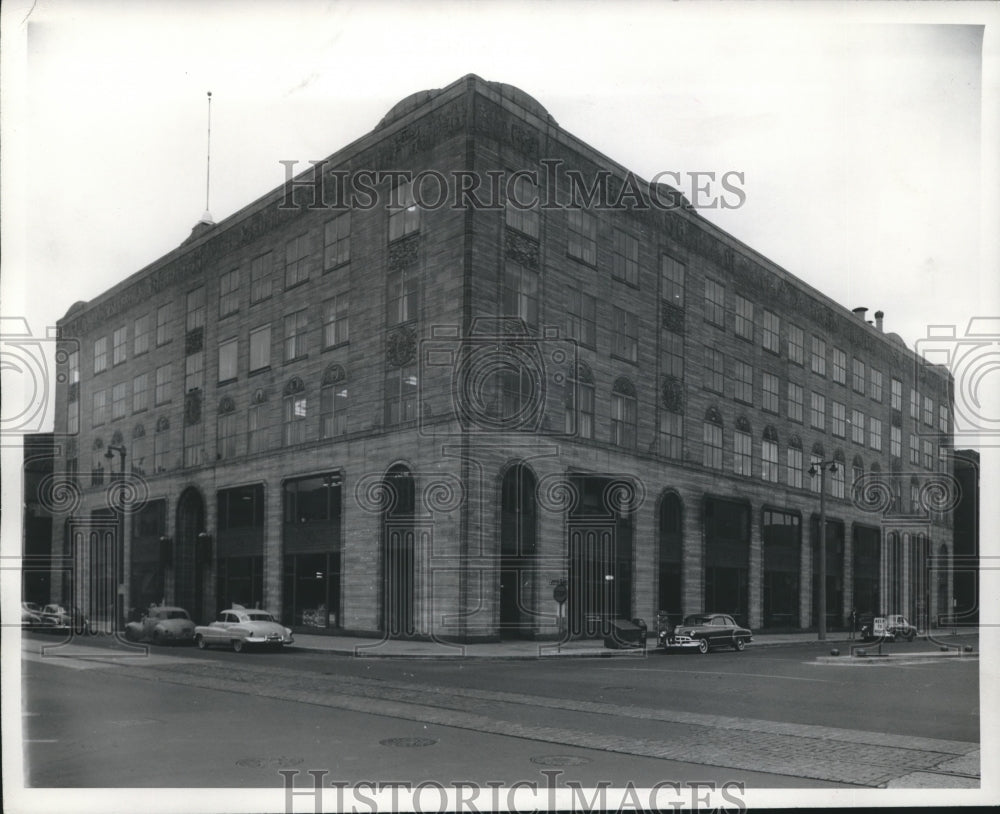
[15,627,981,801]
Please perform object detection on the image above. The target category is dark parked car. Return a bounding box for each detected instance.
[859,614,916,642]
[38,604,91,634]
[658,612,753,654]
[124,605,196,645]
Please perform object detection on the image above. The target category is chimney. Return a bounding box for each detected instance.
[852,307,868,321]
[874,310,884,331]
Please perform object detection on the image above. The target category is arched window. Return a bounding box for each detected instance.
[761,426,779,483]
[611,377,637,449]
[91,438,105,486]
[154,417,170,473]
[217,396,239,460]
[703,407,724,470]
[283,377,307,446]
[321,364,348,439]
[734,416,752,476]
[248,389,268,455]
[566,362,595,440]
[832,451,846,499]
[786,434,803,489]
[809,443,825,494]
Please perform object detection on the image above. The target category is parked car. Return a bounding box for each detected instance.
[124,605,196,645]
[21,601,44,628]
[658,612,753,654]
[194,606,294,652]
[859,614,916,642]
[38,604,90,634]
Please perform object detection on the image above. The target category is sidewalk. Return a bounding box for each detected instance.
[288,628,980,659]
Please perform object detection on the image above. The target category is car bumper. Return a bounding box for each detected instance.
[245,634,294,645]
[658,635,701,649]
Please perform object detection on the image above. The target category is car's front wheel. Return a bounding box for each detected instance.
[734,637,746,652]
[697,638,709,655]
[232,639,244,653]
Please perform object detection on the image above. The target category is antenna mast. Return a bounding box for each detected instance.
[203,91,214,223]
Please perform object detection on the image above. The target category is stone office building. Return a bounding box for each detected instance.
[50,74,956,640]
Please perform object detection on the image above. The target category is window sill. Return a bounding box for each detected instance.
[283,355,309,366]
[217,377,238,387]
[249,366,271,377]
[322,341,350,353]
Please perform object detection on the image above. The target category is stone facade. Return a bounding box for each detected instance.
[50,75,955,640]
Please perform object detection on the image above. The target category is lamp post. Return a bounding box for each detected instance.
[809,459,838,641]
[104,444,128,630]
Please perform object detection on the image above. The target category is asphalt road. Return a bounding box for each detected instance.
[17,631,980,797]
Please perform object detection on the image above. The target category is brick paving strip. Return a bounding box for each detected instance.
[90,657,979,788]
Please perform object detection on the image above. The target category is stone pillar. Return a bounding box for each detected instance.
[748,505,762,629]
[264,478,283,621]
[682,492,703,615]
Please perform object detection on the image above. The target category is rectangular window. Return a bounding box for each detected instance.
[762,310,779,353]
[832,348,847,384]
[94,336,108,374]
[735,361,753,404]
[112,382,128,419]
[185,352,204,392]
[322,294,349,349]
[853,358,866,393]
[324,212,351,271]
[891,425,902,458]
[250,325,271,372]
[659,411,682,460]
[734,295,754,340]
[385,364,418,425]
[610,389,637,448]
[831,467,845,499]
[611,228,639,286]
[661,255,685,308]
[285,233,310,288]
[284,310,309,362]
[502,262,539,327]
[891,378,903,410]
[505,174,539,238]
[910,388,920,420]
[787,382,803,423]
[809,454,822,494]
[320,383,348,438]
[939,404,949,432]
[663,332,683,380]
[762,372,779,414]
[93,389,107,426]
[923,395,934,426]
[283,395,308,445]
[217,412,239,460]
[762,438,779,483]
[247,404,265,455]
[787,447,803,489]
[870,368,883,402]
[113,326,127,365]
[153,429,169,473]
[734,430,752,476]
[134,314,151,356]
[567,209,597,265]
[909,433,920,464]
[566,374,595,440]
[566,288,597,348]
[869,417,882,451]
[186,287,205,332]
[704,279,725,327]
[219,268,240,317]
[704,347,724,394]
[788,324,804,365]
[132,373,148,413]
[612,307,638,363]
[155,364,171,405]
[811,336,826,376]
[156,303,170,346]
[922,440,934,469]
[183,421,203,468]
[851,409,865,444]
[250,252,273,304]
[386,268,418,326]
[703,422,723,469]
[388,180,419,241]
[810,392,825,430]
[832,401,846,438]
[218,338,238,383]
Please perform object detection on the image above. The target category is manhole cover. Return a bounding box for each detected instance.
[530,755,591,766]
[379,737,437,748]
[235,756,304,769]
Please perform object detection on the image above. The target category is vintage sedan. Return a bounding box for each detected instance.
[194,606,294,652]
[39,604,90,634]
[859,614,916,642]
[658,612,753,654]
[22,602,44,628]
[124,605,196,645]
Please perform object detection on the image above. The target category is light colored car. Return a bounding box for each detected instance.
[124,605,196,645]
[194,606,294,652]
[22,601,44,628]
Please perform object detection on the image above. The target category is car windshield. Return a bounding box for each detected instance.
[683,615,712,625]
[165,610,190,620]
[245,612,275,622]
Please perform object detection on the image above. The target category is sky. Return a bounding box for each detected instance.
[2,1,999,810]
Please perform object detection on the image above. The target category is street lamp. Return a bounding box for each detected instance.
[104,444,128,630]
[809,459,838,641]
